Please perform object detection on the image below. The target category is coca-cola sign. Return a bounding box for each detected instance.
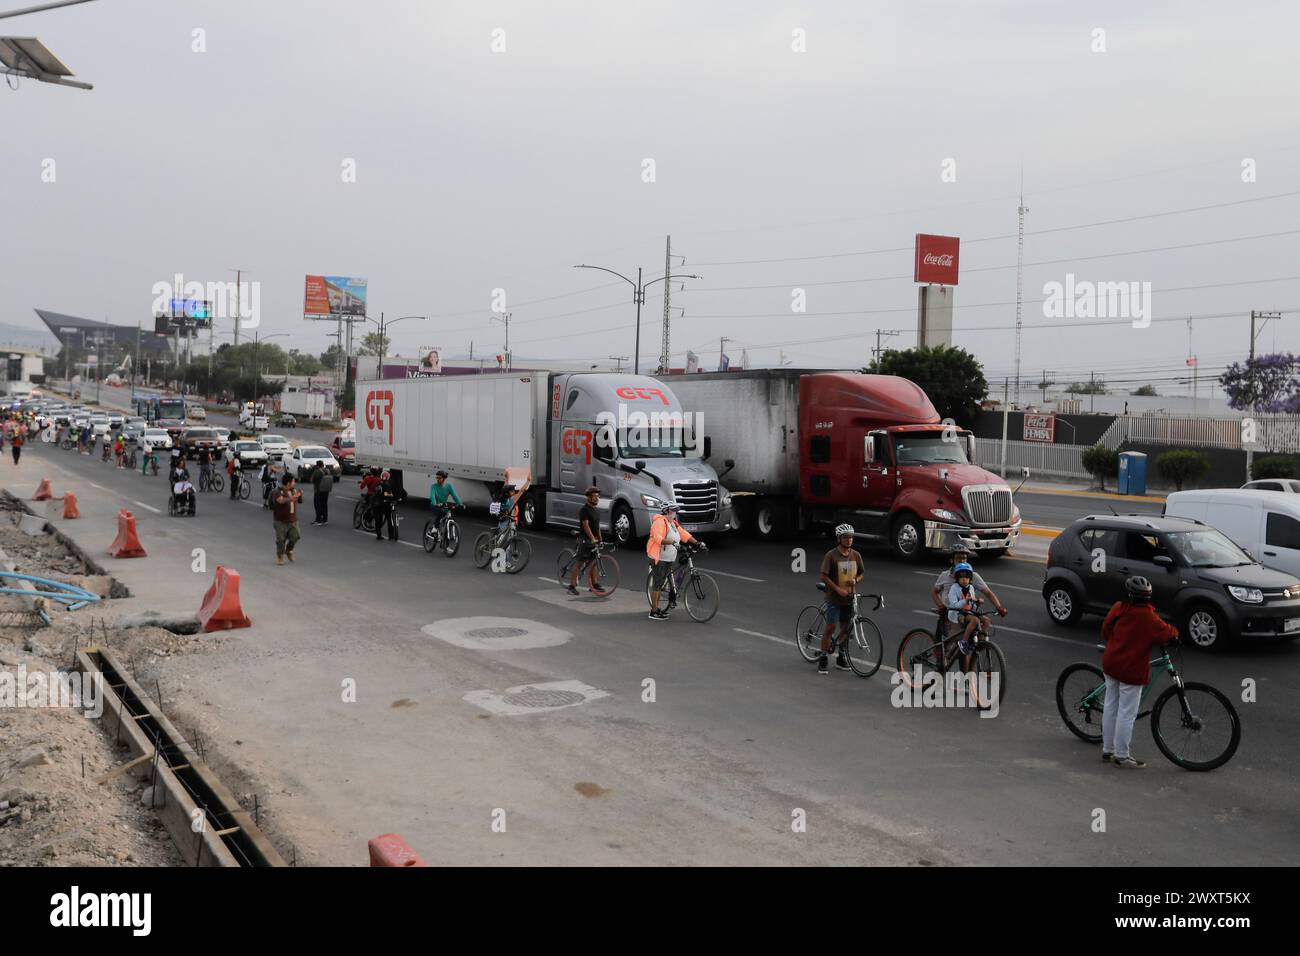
[914,234,960,285]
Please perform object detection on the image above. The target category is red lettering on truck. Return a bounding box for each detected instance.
[614,386,669,405]
[562,427,593,464]
[365,390,394,445]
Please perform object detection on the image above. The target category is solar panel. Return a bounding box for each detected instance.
[0,35,73,76]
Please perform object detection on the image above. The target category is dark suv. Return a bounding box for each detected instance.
[1043,514,1300,650]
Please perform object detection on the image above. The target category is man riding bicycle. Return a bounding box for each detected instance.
[197,446,214,489]
[817,524,865,673]
[566,486,606,596]
[931,546,1007,621]
[429,470,462,527]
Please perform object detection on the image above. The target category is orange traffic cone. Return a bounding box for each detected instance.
[108,508,147,558]
[32,477,53,500]
[62,493,80,519]
[367,834,426,867]
[197,566,252,632]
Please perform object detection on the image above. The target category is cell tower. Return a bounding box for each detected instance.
[1013,171,1028,407]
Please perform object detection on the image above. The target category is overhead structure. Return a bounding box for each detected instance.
[0,35,90,89]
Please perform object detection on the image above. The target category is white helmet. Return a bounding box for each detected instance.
[835,523,855,537]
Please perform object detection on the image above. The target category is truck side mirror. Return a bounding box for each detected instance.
[965,434,977,462]
[636,460,646,471]
[864,435,875,463]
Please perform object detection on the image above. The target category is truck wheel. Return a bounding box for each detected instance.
[890,514,926,562]
[520,490,542,530]
[611,502,636,548]
[753,501,790,540]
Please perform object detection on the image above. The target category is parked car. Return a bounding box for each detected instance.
[1166,488,1300,581]
[283,445,340,480]
[274,413,297,428]
[1241,478,1300,493]
[180,427,221,458]
[329,435,357,473]
[229,439,268,468]
[258,434,291,459]
[1043,513,1300,650]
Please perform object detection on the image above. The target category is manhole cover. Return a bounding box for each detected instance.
[502,688,588,709]
[465,626,528,640]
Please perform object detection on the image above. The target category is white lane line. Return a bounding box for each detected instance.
[908,609,1086,648]
[705,568,764,583]
[910,570,1039,593]
[88,482,108,491]
[132,501,162,513]
[732,627,897,673]
[398,541,422,549]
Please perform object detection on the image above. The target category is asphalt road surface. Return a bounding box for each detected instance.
[20,437,1300,866]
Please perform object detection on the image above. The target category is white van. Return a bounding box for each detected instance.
[1165,489,1300,579]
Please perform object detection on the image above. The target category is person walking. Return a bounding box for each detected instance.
[272,473,303,565]
[10,430,22,466]
[1100,576,1180,768]
[309,462,334,526]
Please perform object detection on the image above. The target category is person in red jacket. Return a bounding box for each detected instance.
[1100,576,1180,768]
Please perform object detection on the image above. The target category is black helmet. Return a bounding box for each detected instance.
[1124,576,1153,602]
[436,470,448,479]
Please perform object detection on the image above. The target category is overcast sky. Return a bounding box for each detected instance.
[3,0,1298,399]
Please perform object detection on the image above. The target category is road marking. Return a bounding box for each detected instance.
[732,627,898,673]
[132,501,162,513]
[910,570,1039,593]
[88,482,108,491]
[908,609,1089,648]
[704,568,764,583]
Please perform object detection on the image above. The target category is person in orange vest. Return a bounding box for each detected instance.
[646,503,706,620]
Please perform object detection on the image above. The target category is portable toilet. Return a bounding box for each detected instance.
[1117,451,1148,495]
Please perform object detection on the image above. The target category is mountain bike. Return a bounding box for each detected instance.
[896,607,1007,707]
[644,543,718,621]
[1055,645,1240,770]
[353,495,378,531]
[796,584,885,677]
[234,475,251,500]
[124,447,137,470]
[473,518,531,573]
[423,505,462,557]
[198,470,224,493]
[558,534,621,596]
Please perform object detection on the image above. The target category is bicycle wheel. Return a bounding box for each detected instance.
[844,616,884,678]
[424,520,439,554]
[473,532,493,568]
[1055,663,1106,743]
[555,548,576,586]
[795,605,828,662]
[896,628,943,689]
[591,554,621,596]
[442,519,460,557]
[353,500,366,529]
[969,640,1007,709]
[1150,681,1241,771]
[683,571,719,623]
[505,535,531,574]
[238,478,251,500]
[209,473,224,493]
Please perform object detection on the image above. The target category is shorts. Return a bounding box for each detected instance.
[575,540,597,560]
[649,560,673,589]
[825,604,852,626]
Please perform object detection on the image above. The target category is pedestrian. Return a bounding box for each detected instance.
[373,470,398,541]
[272,473,303,565]
[1100,576,1180,768]
[227,453,241,500]
[309,462,333,526]
[10,430,22,466]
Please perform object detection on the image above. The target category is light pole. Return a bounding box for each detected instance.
[573,264,700,374]
[363,313,427,362]
[250,332,289,406]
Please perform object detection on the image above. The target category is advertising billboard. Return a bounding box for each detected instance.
[1023,413,1056,443]
[914,234,960,285]
[416,346,441,376]
[304,275,368,319]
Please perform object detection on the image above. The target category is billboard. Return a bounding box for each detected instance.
[416,346,442,376]
[914,234,960,285]
[304,275,368,319]
[1023,413,1055,443]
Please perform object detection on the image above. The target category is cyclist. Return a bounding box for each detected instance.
[197,446,213,489]
[1099,575,1180,769]
[260,459,278,507]
[647,503,701,620]
[227,453,242,500]
[113,432,126,468]
[816,524,865,673]
[429,470,462,529]
[931,547,1007,620]
[945,562,994,661]
[373,470,398,541]
[566,486,605,596]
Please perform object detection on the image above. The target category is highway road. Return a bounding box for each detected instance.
[17,437,1300,866]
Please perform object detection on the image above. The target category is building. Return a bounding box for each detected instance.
[34,308,174,368]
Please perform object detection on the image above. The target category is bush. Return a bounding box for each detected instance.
[1251,456,1296,480]
[1081,444,1119,491]
[1132,385,1157,397]
[1155,450,1209,491]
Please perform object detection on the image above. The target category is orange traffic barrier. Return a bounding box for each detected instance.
[32,477,53,501]
[197,565,251,632]
[62,493,80,519]
[107,508,147,558]
[367,833,426,867]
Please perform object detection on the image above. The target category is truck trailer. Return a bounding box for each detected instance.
[354,372,733,545]
[660,369,1022,559]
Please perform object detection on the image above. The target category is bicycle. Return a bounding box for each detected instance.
[352,495,378,531]
[198,470,224,493]
[645,543,718,622]
[141,452,160,476]
[796,584,885,677]
[473,517,531,573]
[234,475,251,500]
[1055,645,1240,771]
[896,607,1007,707]
[422,506,462,557]
[558,534,621,596]
[124,447,137,470]
[59,435,75,451]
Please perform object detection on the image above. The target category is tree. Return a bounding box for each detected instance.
[1251,456,1296,480]
[1155,450,1209,491]
[320,344,344,368]
[1081,443,1119,491]
[1132,385,1157,396]
[863,345,988,424]
[356,332,390,357]
[1067,380,1107,394]
[1218,353,1300,412]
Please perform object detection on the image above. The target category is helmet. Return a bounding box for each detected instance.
[954,562,974,577]
[585,486,600,496]
[661,503,680,514]
[1124,575,1153,601]
[835,523,855,537]
[380,470,390,482]
[950,545,970,558]
[370,466,381,475]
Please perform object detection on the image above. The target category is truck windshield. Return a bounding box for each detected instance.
[619,429,689,459]
[893,433,969,465]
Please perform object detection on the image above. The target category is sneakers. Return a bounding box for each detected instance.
[835,653,851,671]
[1113,756,1147,769]
[1101,752,1113,763]
[286,550,295,563]
[648,608,668,621]
[589,585,607,597]
[817,655,829,675]
[276,554,285,566]
[565,584,579,596]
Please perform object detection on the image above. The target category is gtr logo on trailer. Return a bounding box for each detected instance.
[562,427,593,464]
[615,386,669,405]
[365,390,394,445]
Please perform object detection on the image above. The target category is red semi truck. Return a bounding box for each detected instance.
[659,369,1022,559]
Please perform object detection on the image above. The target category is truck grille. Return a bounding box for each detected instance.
[962,485,1013,526]
[673,480,717,524]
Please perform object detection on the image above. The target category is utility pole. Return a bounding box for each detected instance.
[1089,371,1096,414]
[719,336,731,371]
[872,329,900,363]
[1041,369,1053,404]
[660,236,672,373]
[136,322,142,390]
[573,263,700,376]
[1014,168,1029,406]
[999,377,1009,479]
[491,311,512,370]
[609,355,628,372]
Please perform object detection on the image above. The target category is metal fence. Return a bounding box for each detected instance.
[974,437,1090,479]
[1095,414,1300,452]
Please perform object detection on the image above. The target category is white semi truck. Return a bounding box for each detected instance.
[354,371,733,545]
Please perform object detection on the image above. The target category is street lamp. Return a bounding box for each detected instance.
[363,313,427,361]
[250,332,289,405]
[573,264,700,374]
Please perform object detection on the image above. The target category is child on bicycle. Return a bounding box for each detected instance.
[815,524,864,672]
[429,470,462,526]
[945,563,984,656]
[1100,575,1180,769]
